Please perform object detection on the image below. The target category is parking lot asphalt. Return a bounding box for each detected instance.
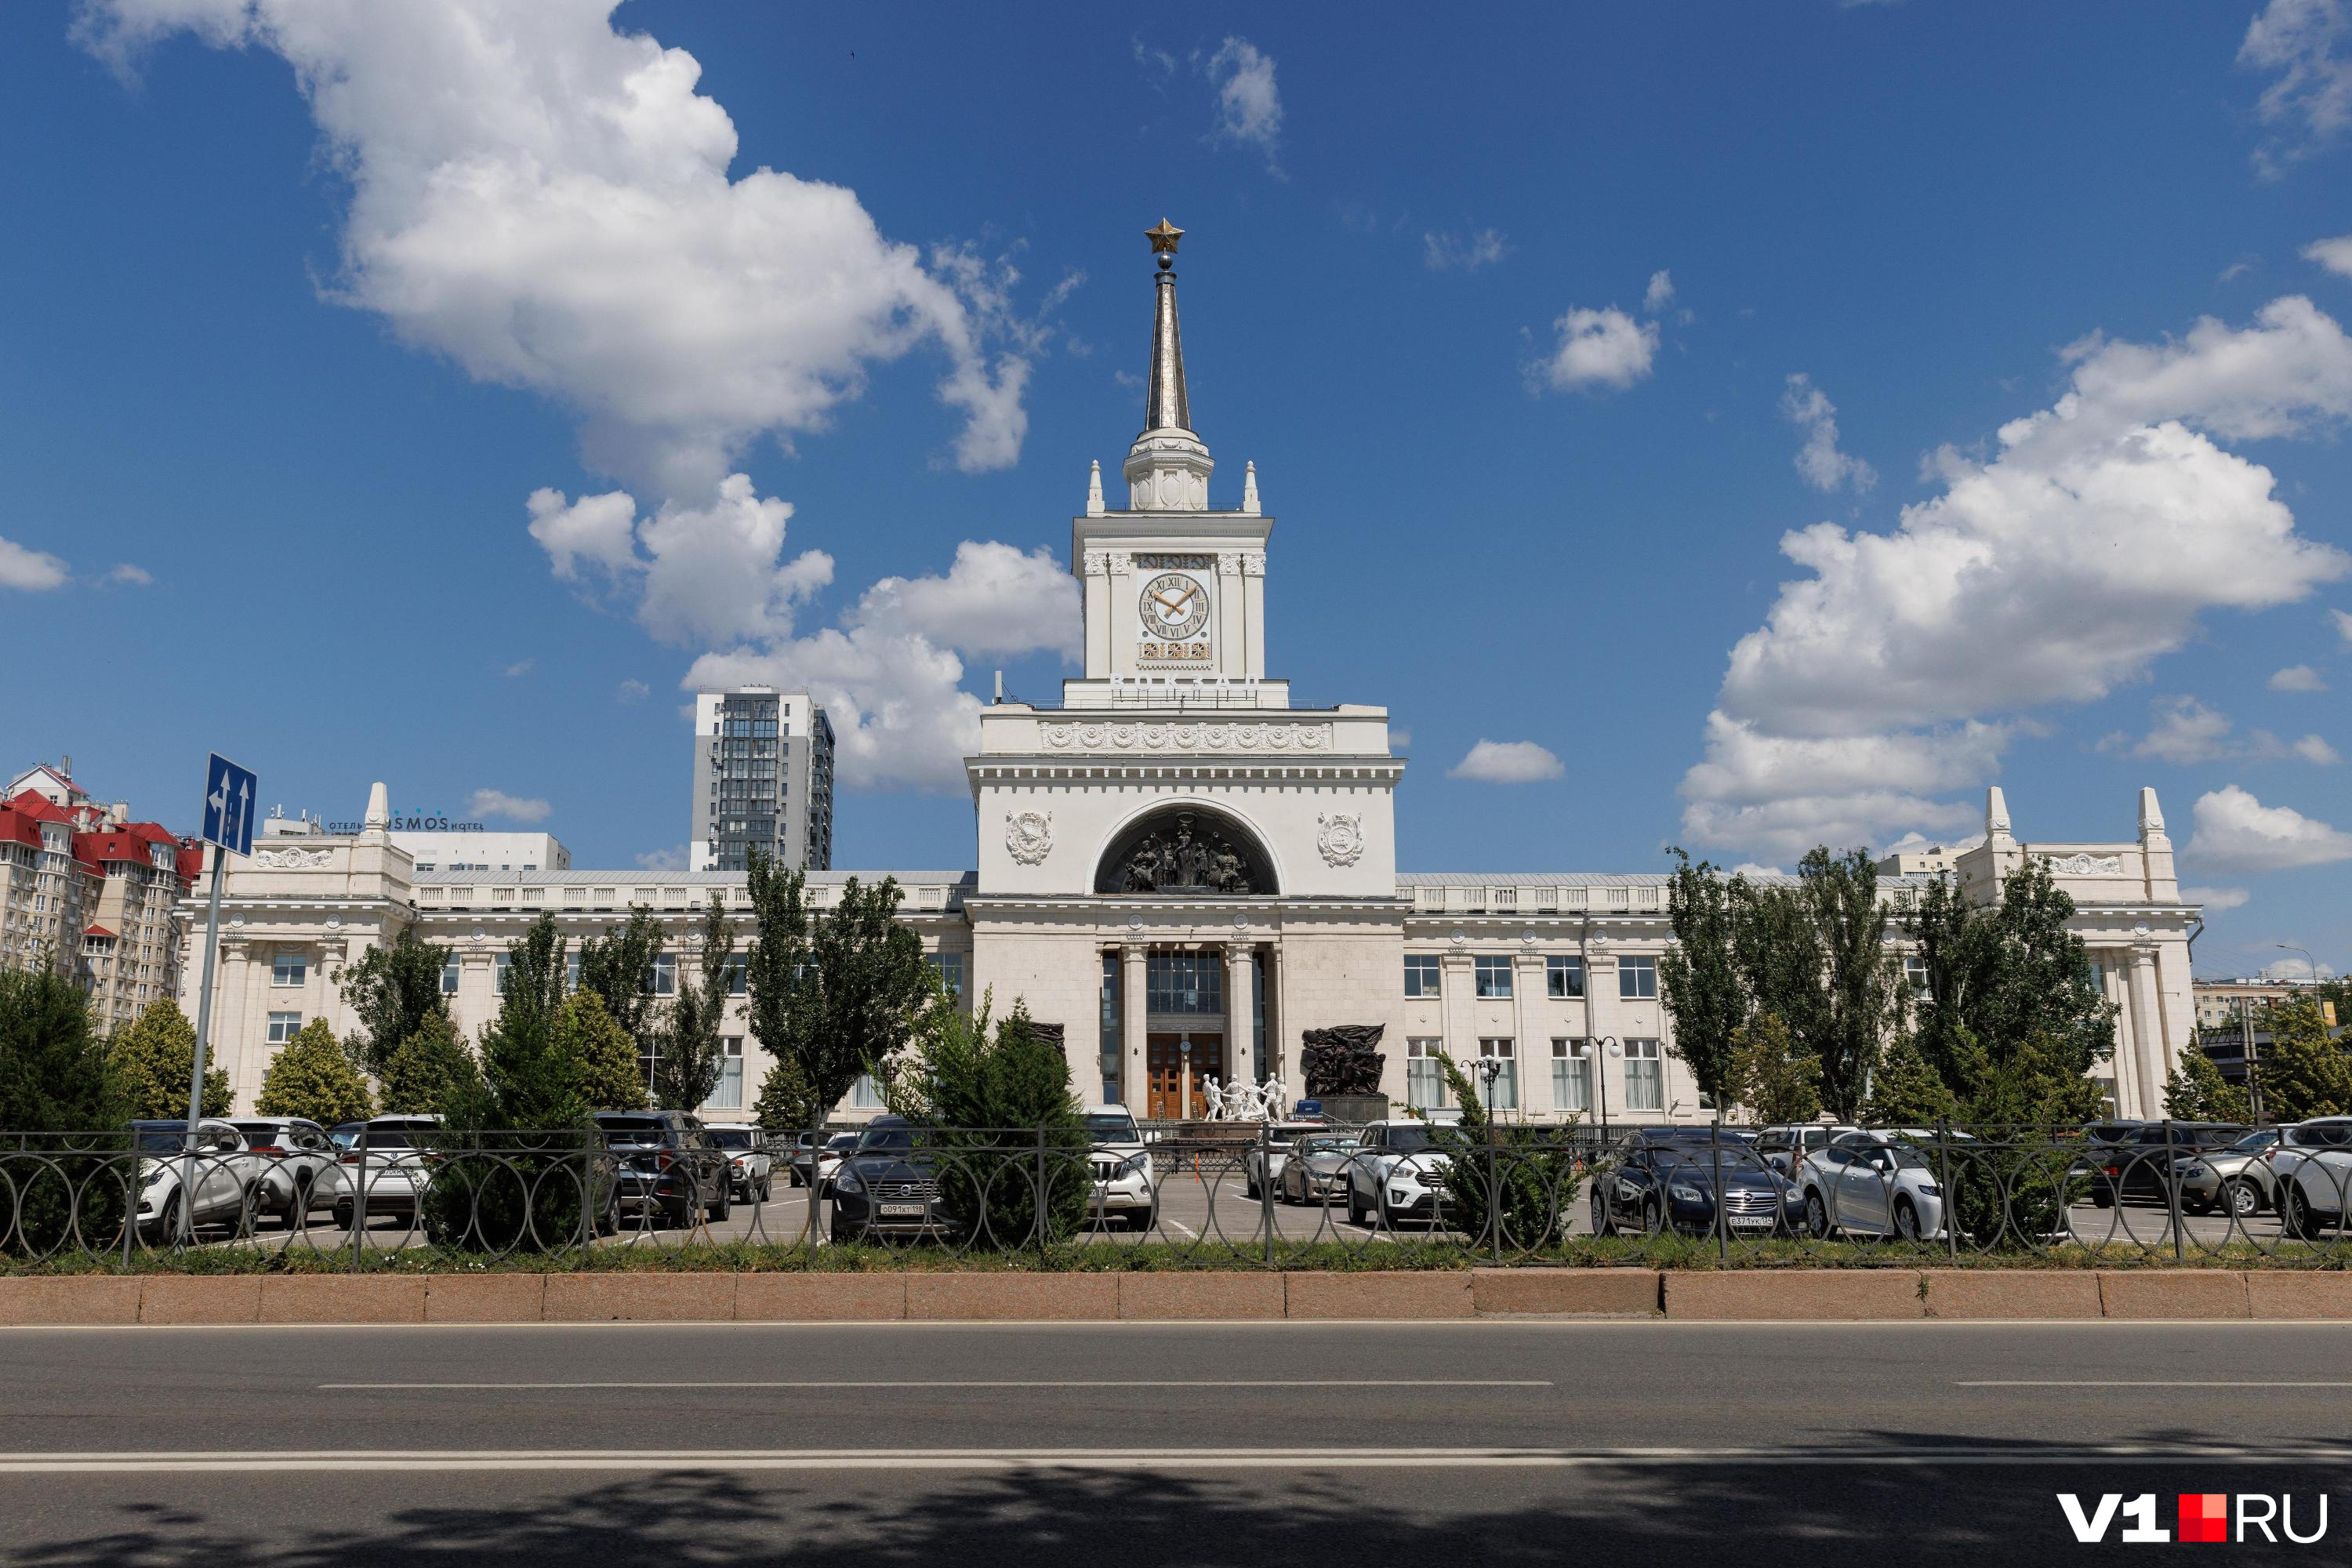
[3,1321,2351,1563]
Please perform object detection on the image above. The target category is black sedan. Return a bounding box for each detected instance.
[826,1116,953,1244]
[1589,1129,1800,1238]
[594,1110,732,1227]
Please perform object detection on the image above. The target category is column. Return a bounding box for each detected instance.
[1585,952,1618,1135]
[1510,949,1541,1117]
[2128,947,2168,1118]
[1121,943,1149,1112]
[2099,954,2140,1118]
[1224,942,1255,1086]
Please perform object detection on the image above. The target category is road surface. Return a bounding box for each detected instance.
[3,1319,2350,1563]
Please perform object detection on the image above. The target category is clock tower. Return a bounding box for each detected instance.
[1066,219,1276,705]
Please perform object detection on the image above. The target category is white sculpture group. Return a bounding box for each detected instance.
[1200,1073,1287,1123]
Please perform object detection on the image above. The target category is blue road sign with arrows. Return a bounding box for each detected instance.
[201,753,256,858]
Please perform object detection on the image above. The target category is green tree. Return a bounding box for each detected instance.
[338,927,451,1074]
[2164,1042,2252,1123]
[429,914,593,1252]
[1907,856,2116,1116]
[746,854,817,1128]
[654,896,735,1111]
[2256,997,2352,1122]
[254,1018,375,1126]
[1727,1011,1823,1125]
[1865,1033,1955,1127]
[108,999,230,1120]
[1658,850,1748,1107]
[747,858,928,1129]
[0,965,127,1253]
[1799,847,1905,1120]
[575,904,666,1079]
[378,1011,480,1116]
[1429,1050,1584,1251]
[0,966,121,1132]
[557,989,646,1112]
[890,986,1091,1247]
[1730,878,1828,1092]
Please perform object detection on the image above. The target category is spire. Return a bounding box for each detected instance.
[1123,219,1214,510]
[1143,219,1191,434]
[1985,785,2013,845]
[361,781,390,837]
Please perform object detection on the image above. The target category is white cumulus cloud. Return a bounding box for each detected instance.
[2241,0,2352,179]
[1682,296,2352,858]
[468,788,552,824]
[2187,783,2352,873]
[2106,694,2336,765]
[2271,663,2329,690]
[1781,373,1876,493]
[1449,739,1565,783]
[2182,885,2252,911]
[1535,307,1658,394]
[1643,270,1675,313]
[1423,229,1510,273]
[105,563,154,586]
[677,541,1082,793]
[1205,37,1282,172]
[634,844,688,872]
[0,537,69,591]
[849,541,1080,659]
[78,0,1039,495]
[528,474,834,648]
[2307,234,2352,277]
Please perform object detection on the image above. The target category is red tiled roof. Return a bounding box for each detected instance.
[84,925,115,939]
[2,790,71,822]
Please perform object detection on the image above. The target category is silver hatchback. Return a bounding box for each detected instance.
[2176,1128,2281,1219]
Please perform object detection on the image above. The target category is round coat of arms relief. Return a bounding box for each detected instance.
[1316,811,1366,868]
[1004,810,1054,866]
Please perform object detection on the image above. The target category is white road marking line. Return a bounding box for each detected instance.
[3,1446,2350,1475]
[318,1379,1553,1391]
[1958,1380,2352,1388]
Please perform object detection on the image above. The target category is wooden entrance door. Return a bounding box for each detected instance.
[1146,1032,1224,1120]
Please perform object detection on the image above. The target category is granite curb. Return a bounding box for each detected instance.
[0,1269,2343,1325]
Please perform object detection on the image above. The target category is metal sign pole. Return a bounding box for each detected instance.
[179,848,227,1247]
[180,753,253,1248]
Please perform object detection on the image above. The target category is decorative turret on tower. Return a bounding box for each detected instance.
[1123,220,1215,511]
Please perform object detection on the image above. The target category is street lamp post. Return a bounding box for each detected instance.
[1178,1036,1193,1121]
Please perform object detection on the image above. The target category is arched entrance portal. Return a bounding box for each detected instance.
[1094,807,1275,1119]
[1093,805,1278,896]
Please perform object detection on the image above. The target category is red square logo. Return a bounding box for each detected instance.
[2180,1494,2229,1543]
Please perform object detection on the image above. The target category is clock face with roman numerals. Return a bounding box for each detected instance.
[1139,572,1209,640]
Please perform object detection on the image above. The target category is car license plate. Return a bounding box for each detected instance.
[878,1203,925,1218]
[1730,1215,1775,1229]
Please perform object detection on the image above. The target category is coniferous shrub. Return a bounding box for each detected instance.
[255,1018,375,1127]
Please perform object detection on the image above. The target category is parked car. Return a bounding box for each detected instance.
[1342,1120,1454,1229]
[1083,1105,1156,1231]
[326,1121,365,1152]
[1591,1128,1800,1238]
[1754,1123,1864,1178]
[1798,1131,1949,1242]
[131,1119,263,1240]
[2267,1116,2352,1238]
[328,1115,444,1228]
[704,1123,774,1203]
[789,1131,859,1189]
[2176,1129,2281,1218]
[1279,1132,1362,1206]
[229,1116,339,1225]
[1242,1122,1335,1200]
[827,1116,949,1243]
[2076,1122,2251,1206]
[595,1111,731,1227]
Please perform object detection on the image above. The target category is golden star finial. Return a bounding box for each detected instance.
[1145,218,1185,256]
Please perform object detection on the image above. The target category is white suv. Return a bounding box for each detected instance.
[1343,1119,1455,1229]
[1083,1105,1156,1231]
[706,1123,774,1203]
[2269,1116,2352,1237]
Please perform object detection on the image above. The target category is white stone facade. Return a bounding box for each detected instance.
[173,234,2201,1123]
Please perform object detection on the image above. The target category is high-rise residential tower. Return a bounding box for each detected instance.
[689,688,834,873]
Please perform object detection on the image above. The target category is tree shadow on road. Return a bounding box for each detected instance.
[12,1439,2339,1568]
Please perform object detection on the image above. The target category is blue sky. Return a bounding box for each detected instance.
[7,2,2352,980]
